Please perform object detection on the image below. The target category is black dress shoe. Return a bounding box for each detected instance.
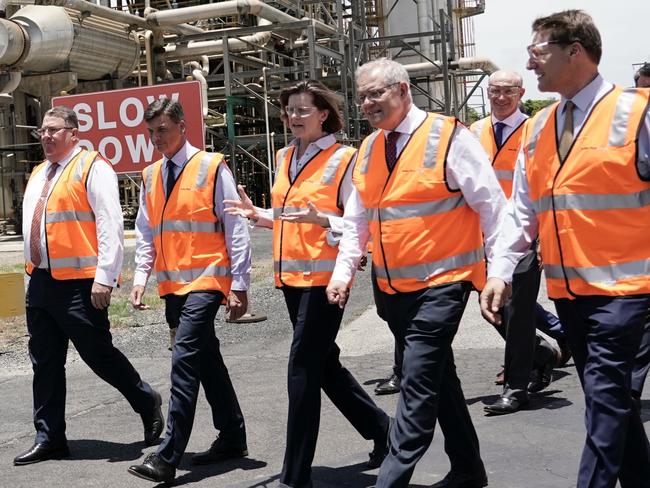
[367,418,391,469]
[192,434,248,465]
[484,392,529,415]
[430,468,488,488]
[528,353,555,393]
[141,390,164,446]
[375,374,401,395]
[14,442,70,466]
[556,338,572,367]
[128,453,175,483]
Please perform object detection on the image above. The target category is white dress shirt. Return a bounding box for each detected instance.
[22,145,124,287]
[331,105,507,285]
[134,141,251,291]
[491,109,528,142]
[253,134,354,237]
[490,74,650,282]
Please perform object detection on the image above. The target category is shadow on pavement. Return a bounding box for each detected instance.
[67,439,144,462]
[174,456,267,486]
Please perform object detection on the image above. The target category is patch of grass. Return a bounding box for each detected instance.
[0,263,25,274]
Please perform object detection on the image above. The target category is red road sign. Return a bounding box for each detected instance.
[52,81,205,174]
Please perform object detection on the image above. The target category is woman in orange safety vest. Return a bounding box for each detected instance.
[224,80,390,488]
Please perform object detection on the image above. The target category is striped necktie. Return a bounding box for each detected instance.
[29,163,59,267]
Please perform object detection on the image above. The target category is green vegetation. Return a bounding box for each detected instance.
[522,98,558,116]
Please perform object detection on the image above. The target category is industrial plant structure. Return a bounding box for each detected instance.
[0,0,494,230]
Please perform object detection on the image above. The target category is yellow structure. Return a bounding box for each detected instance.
[0,273,25,317]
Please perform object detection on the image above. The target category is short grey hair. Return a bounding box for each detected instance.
[356,58,410,85]
[43,106,79,129]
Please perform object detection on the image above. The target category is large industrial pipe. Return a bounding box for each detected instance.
[146,0,335,36]
[0,70,21,94]
[162,18,273,60]
[404,57,499,77]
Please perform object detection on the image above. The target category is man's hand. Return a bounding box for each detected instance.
[280,201,330,228]
[357,255,368,272]
[91,282,113,310]
[326,280,349,309]
[226,290,248,321]
[479,277,511,325]
[130,284,150,310]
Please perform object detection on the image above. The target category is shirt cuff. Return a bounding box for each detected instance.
[133,270,150,288]
[231,273,250,291]
[95,268,120,288]
[330,267,354,286]
[487,258,516,285]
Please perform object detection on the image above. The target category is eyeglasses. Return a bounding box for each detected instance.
[284,106,317,118]
[36,126,74,137]
[355,82,400,105]
[487,86,522,97]
[526,40,566,60]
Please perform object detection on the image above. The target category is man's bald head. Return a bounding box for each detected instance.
[487,70,525,121]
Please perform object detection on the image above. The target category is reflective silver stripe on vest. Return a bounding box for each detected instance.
[276,147,291,174]
[373,247,485,281]
[195,152,213,189]
[157,264,231,284]
[143,165,154,194]
[609,89,638,147]
[46,210,95,223]
[73,151,94,182]
[152,220,223,236]
[470,118,487,137]
[321,146,350,185]
[49,255,98,270]
[494,169,514,181]
[422,116,446,168]
[544,258,650,285]
[359,131,381,174]
[273,259,337,274]
[526,106,554,160]
[532,188,650,214]
[272,207,341,219]
[366,195,466,222]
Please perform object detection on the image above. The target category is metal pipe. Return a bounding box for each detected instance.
[144,30,154,85]
[162,18,273,60]
[146,0,335,36]
[416,0,432,60]
[190,68,208,116]
[0,70,21,94]
[262,66,273,196]
[403,56,499,77]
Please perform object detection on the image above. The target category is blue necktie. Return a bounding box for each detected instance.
[493,122,505,149]
[166,160,177,198]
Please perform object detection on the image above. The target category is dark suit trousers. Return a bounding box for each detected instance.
[26,268,157,445]
[555,295,650,488]
[377,282,484,488]
[499,249,556,392]
[157,291,246,466]
[631,309,650,396]
[280,286,389,488]
[372,265,405,378]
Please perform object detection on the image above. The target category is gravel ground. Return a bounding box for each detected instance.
[0,228,376,372]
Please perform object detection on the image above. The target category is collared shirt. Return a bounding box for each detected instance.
[134,141,251,291]
[331,104,507,285]
[22,145,123,287]
[490,73,650,282]
[254,134,355,238]
[491,109,528,142]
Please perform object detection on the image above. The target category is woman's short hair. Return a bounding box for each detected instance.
[279,80,343,134]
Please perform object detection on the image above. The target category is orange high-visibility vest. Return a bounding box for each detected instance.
[353,113,486,294]
[25,150,102,280]
[271,143,355,287]
[470,116,526,198]
[524,86,650,299]
[142,151,232,297]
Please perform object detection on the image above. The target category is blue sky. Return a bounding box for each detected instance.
[473,0,650,100]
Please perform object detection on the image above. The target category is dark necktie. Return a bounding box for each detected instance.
[385,131,401,171]
[493,122,506,149]
[558,100,575,161]
[166,159,177,198]
[30,163,59,267]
